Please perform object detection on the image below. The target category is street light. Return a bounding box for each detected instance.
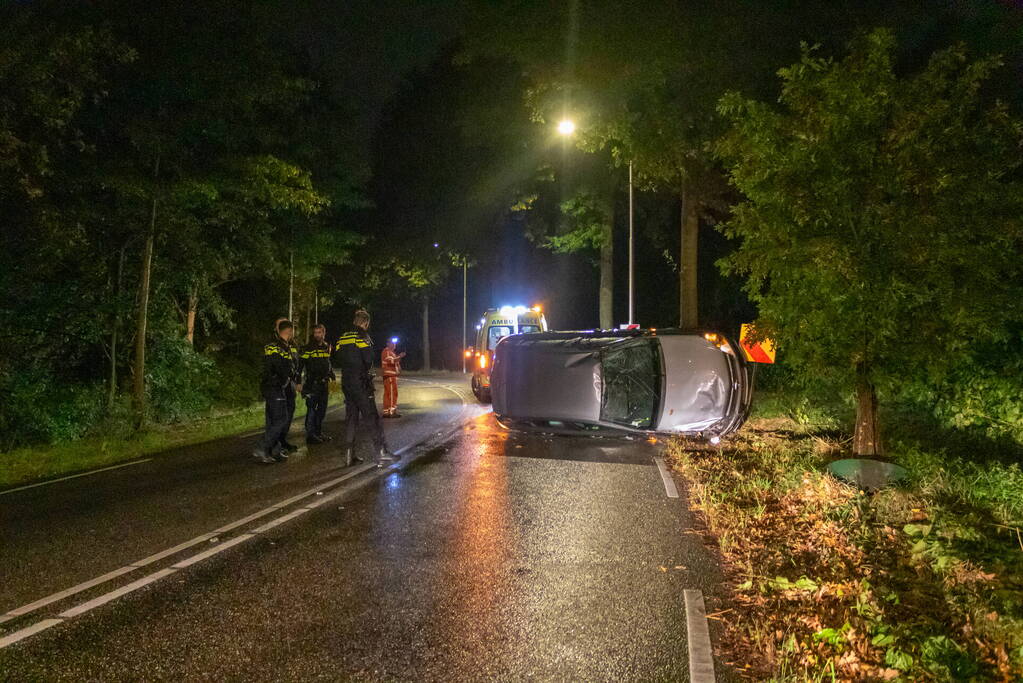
[556,119,635,326]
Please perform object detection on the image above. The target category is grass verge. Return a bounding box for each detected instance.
[667,392,1023,680]
[0,392,345,490]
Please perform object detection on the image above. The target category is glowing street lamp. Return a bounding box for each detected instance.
[555,117,635,326]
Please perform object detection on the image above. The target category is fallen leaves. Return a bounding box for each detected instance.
[666,418,1023,681]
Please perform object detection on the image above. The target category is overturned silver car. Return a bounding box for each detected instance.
[490,329,752,440]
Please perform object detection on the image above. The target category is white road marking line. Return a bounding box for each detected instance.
[0,618,64,649]
[0,566,137,623]
[684,589,716,683]
[655,457,680,498]
[211,507,281,534]
[58,569,177,618]
[171,534,254,569]
[0,388,473,648]
[0,459,153,497]
[270,464,376,509]
[130,534,218,568]
[251,508,310,534]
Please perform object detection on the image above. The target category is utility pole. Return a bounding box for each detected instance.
[628,160,635,326]
[462,257,468,373]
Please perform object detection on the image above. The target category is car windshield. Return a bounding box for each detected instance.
[519,325,541,334]
[599,339,661,429]
[487,326,513,350]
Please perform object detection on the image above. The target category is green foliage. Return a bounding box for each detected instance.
[717,28,1023,407]
[0,368,106,448]
[546,191,611,256]
[144,337,216,424]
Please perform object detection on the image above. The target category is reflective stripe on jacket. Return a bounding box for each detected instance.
[381,348,400,377]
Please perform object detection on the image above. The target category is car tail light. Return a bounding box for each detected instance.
[479,353,488,369]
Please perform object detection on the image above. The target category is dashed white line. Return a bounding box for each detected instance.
[0,459,153,497]
[654,457,680,498]
[684,589,716,682]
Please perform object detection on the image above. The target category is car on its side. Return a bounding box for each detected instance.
[490,328,752,440]
[469,305,548,403]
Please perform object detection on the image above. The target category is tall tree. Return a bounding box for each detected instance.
[716,29,1023,455]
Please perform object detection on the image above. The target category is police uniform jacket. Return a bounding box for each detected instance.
[335,325,375,390]
[261,336,300,398]
[300,340,335,387]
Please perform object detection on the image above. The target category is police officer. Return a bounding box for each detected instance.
[274,317,302,456]
[300,323,334,444]
[255,318,302,464]
[335,309,396,467]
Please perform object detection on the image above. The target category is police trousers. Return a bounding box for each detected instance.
[303,382,329,437]
[261,386,294,454]
[341,380,385,452]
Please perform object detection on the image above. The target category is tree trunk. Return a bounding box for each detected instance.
[132,154,159,429]
[107,245,126,412]
[599,216,613,329]
[422,296,431,372]
[185,284,198,346]
[680,184,699,329]
[853,363,883,457]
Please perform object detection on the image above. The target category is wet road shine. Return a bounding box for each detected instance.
[0,378,726,681]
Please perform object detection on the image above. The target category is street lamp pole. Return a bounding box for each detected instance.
[628,160,634,326]
[462,257,468,374]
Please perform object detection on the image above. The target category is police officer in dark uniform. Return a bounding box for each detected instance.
[255,319,302,464]
[275,317,302,455]
[300,323,334,444]
[334,309,396,467]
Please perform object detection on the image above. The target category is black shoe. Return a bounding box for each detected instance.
[281,442,300,454]
[252,449,276,465]
[272,448,289,462]
[320,434,333,442]
[390,412,403,419]
[307,435,327,445]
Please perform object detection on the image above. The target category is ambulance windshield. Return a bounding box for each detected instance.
[488,326,513,349]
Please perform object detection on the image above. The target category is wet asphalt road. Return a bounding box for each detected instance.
[0,375,729,681]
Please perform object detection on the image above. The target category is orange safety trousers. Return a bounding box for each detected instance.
[383,376,398,415]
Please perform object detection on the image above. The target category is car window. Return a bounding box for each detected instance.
[487,326,513,350]
[600,339,661,429]
[519,325,541,334]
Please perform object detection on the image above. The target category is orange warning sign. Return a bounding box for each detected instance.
[740,324,776,364]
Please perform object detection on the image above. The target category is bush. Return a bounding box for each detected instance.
[145,336,217,424]
[0,367,106,448]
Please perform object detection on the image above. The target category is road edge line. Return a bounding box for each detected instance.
[684,589,716,683]
[655,457,680,498]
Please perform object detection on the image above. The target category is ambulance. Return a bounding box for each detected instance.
[469,305,548,403]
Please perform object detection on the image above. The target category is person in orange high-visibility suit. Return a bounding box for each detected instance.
[381,338,406,418]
